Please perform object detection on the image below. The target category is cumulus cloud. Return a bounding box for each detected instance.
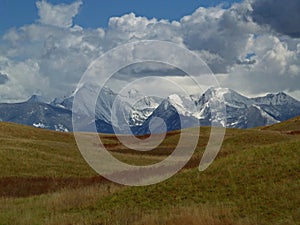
[225,34,300,95]
[36,0,82,28]
[251,0,300,38]
[181,2,261,73]
[0,57,49,102]
[105,13,183,49]
[0,0,300,101]
[0,22,105,101]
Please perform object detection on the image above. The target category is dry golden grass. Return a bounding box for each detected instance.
[0,120,299,224]
[45,183,122,211]
[0,176,109,198]
[135,205,255,225]
[262,115,300,132]
[0,183,123,225]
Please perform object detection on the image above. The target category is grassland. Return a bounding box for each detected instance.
[0,118,299,225]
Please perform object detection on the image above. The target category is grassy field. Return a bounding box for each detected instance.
[0,118,299,225]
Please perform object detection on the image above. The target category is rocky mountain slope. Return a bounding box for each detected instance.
[1,87,300,134]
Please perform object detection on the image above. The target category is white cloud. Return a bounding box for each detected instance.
[36,0,82,28]
[0,0,300,102]
[0,21,105,101]
[181,2,261,73]
[224,34,300,95]
[0,58,49,102]
[105,13,183,48]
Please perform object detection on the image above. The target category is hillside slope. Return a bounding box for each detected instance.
[0,122,95,178]
[0,121,299,224]
[262,115,300,133]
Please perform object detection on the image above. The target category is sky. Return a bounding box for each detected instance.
[0,0,300,102]
[0,0,241,33]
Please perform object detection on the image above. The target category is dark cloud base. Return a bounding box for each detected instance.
[252,0,300,37]
[0,73,9,85]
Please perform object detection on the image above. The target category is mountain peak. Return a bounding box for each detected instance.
[253,91,299,106]
[264,92,287,98]
[205,87,232,94]
[27,95,45,103]
[164,94,196,116]
[200,87,253,107]
[167,94,182,103]
[277,91,287,96]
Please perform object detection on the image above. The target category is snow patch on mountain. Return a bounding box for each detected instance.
[33,122,48,129]
[166,94,196,117]
[252,105,280,125]
[54,124,69,132]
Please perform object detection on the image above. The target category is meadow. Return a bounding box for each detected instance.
[0,117,299,224]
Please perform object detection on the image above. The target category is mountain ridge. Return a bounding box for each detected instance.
[1,87,300,134]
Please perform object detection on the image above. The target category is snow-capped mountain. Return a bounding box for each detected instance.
[0,95,72,132]
[253,92,297,105]
[252,92,300,121]
[52,86,162,131]
[137,87,300,133]
[1,87,300,134]
[137,94,199,134]
[114,88,162,126]
[195,88,283,128]
[127,95,162,126]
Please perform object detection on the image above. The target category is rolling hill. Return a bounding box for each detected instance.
[0,120,299,224]
[263,115,300,133]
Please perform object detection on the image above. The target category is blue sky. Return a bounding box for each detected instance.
[0,0,241,33]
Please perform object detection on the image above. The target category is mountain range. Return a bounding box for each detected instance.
[1,87,300,135]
